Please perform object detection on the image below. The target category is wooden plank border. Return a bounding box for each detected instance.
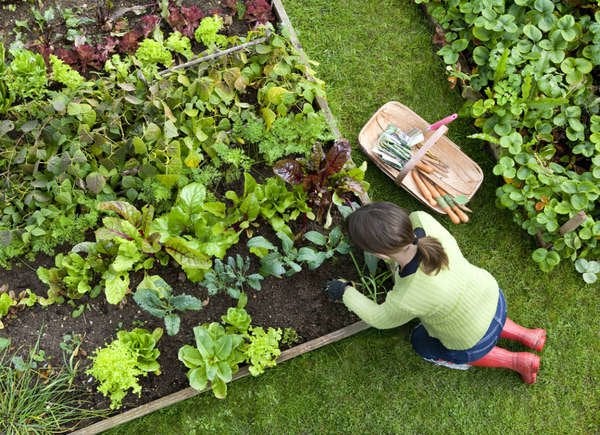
[70,321,369,434]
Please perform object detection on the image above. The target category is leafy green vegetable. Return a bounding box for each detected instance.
[165,31,193,60]
[179,293,285,397]
[245,326,282,376]
[133,275,203,336]
[194,16,228,48]
[49,55,85,90]
[200,254,263,299]
[0,293,16,318]
[135,38,173,67]
[178,322,246,399]
[86,327,162,409]
[6,49,47,100]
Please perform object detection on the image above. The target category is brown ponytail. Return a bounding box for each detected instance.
[415,236,448,275]
[346,202,448,275]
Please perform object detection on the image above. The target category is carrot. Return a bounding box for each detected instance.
[411,169,436,207]
[419,176,461,224]
[415,162,435,174]
[437,186,470,223]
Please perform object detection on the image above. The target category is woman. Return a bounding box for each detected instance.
[326,201,546,384]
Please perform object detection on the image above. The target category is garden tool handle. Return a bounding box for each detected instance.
[427,113,458,131]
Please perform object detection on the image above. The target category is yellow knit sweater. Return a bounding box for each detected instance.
[342,211,499,350]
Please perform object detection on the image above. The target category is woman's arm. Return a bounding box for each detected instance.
[342,286,415,329]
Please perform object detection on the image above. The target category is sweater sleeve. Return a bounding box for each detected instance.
[342,286,415,329]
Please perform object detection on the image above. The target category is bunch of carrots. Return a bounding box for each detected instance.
[410,160,471,225]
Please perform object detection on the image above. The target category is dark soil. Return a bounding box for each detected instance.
[0,0,361,425]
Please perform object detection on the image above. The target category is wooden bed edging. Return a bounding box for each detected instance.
[70,321,369,434]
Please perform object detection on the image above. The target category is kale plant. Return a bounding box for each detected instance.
[200,254,263,299]
[133,275,203,336]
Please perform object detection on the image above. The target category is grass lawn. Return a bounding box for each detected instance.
[106,0,599,433]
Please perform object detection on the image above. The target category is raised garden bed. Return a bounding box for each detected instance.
[0,1,373,432]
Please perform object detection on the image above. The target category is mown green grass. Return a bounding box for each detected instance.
[106,0,599,433]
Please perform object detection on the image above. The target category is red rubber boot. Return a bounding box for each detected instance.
[501,318,546,352]
[470,346,540,384]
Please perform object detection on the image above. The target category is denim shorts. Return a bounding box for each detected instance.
[410,289,507,364]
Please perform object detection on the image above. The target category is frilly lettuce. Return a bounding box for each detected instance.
[135,38,173,67]
[7,49,47,100]
[165,31,193,60]
[49,55,85,90]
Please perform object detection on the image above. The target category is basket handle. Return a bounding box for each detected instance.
[395,125,448,182]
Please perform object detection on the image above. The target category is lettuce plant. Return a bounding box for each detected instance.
[135,38,173,67]
[221,293,282,376]
[0,292,16,328]
[178,322,246,399]
[165,31,193,60]
[225,173,314,239]
[6,48,47,101]
[36,251,103,305]
[49,54,85,90]
[194,15,228,49]
[244,326,282,376]
[274,139,368,222]
[87,327,162,409]
[179,294,284,398]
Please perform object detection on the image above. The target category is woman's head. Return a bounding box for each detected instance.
[346,201,449,275]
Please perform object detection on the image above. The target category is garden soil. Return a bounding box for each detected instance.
[0,0,360,423]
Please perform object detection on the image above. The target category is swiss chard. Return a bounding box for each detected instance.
[273,139,368,222]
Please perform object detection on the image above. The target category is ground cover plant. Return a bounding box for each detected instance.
[417,0,600,276]
[105,0,598,432]
[0,1,371,431]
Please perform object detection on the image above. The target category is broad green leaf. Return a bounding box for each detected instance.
[216,360,233,382]
[178,183,207,215]
[260,107,276,130]
[247,236,277,257]
[164,120,179,139]
[164,314,181,336]
[104,271,129,305]
[170,294,203,311]
[523,24,542,42]
[211,377,228,399]
[193,326,215,359]
[178,345,204,368]
[137,274,172,299]
[133,288,166,317]
[304,231,327,246]
[188,367,208,391]
[98,201,142,227]
[215,335,234,360]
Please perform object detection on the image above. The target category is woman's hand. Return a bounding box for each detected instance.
[325,279,351,301]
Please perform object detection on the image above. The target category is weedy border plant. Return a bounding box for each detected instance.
[0,334,109,434]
